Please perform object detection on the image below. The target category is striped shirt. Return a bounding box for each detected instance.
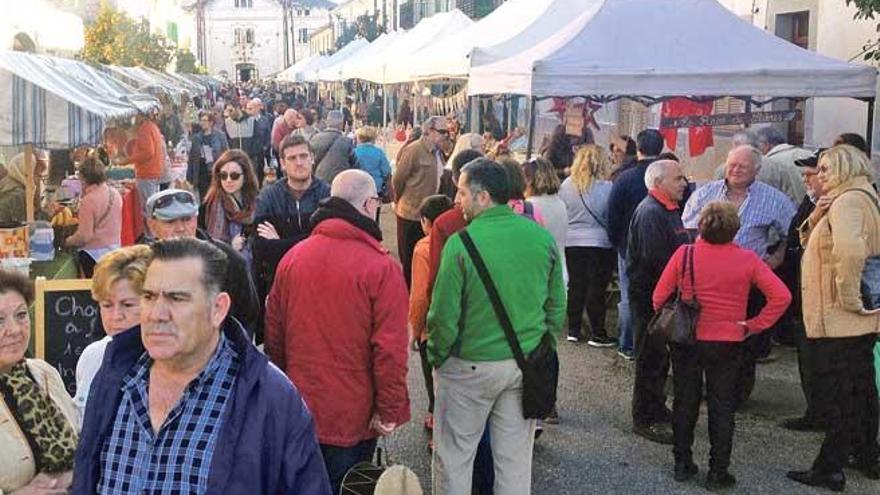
[681,179,796,258]
[97,334,239,495]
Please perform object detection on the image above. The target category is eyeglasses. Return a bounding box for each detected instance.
[219,171,242,181]
[434,128,449,136]
[151,192,196,212]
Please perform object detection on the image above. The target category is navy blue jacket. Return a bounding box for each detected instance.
[252,177,331,296]
[607,159,652,255]
[72,318,331,495]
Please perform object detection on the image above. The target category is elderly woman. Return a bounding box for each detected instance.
[64,154,123,276]
[0,150,48,224]
[0,270,78,494]
[354,126,392,203]
[654,201,790,490]
[74,245,152,417]
[787,144,880,492]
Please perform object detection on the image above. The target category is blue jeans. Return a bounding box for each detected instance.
[617,254,634,353]
[320,438,377,494]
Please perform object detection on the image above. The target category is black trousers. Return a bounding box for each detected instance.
[671,341,742,471]
[808,334,880,473]
[794,322,820,422]
[418,340,435,413]
[565,246,616,339]
[630,289,670,426]
[735,290,773,406]
[396,216,424,289]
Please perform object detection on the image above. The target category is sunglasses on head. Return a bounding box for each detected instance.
[151,192,195,211]
[219,171,242,181]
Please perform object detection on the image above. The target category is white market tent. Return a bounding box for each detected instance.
[307,38,370,83]
[346,9,474,85]
[468,0,878,98]
[0,50,159,149]
[278,55,329,84]
[406,0,558,82]
[47,57,160,115]
[326,32,404,82]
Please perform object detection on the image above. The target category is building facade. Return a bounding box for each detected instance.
[718,0,878,149]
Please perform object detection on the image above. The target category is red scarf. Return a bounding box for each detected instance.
[205,193,255,242]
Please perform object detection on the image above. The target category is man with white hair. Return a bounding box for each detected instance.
[682,145,796,406]
[246,97,271,185]
[265,169,410,494]
[393,115,450,287]
[627,159,690,445]
[309,109,357,185]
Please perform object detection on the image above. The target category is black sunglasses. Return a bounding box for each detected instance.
[152,192,195,211]
[434,128,449,135]
[219,171,242,181]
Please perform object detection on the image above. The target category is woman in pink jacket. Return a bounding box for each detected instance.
[653,201,791,490]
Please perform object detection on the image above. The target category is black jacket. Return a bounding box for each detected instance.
[607,159,653,254]
[626,195,690,296]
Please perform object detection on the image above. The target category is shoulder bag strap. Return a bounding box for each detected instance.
[844,188,880,217]
[577,188,608,230]
[685,244,696,299]
[459,230,528,371]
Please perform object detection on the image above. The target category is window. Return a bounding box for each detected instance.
[298,28,309,44]
[233,28,242,45]
[234,0,253,8]
[246,28,255,44]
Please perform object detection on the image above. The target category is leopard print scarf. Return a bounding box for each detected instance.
[0,362,77,473]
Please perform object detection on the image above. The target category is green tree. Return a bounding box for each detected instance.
[174,49,207,74]
[81,5,174,70]
[846,0,880,61]
[334,14,383,51]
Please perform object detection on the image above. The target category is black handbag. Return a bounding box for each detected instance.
[459,230,559,419]
[648,244,700,346]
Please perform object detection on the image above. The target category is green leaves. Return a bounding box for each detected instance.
[81,5,174,70]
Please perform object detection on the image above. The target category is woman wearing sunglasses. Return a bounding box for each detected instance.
[200,149,259,261]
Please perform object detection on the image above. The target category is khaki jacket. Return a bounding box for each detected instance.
[800,176,880,338]
[393,137,441,221]
[0,359,79,493]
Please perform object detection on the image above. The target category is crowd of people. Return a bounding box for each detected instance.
[0,79,878,495]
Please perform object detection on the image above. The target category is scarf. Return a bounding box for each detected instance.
[205,193,255,243]
[310,196,383,241]
[0,361,77,473]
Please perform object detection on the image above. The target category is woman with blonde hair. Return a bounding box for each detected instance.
[74,245,153,417]
[788,144,880,491]
[558,145,616,346]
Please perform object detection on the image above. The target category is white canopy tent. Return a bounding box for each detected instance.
[346,10,474,85]
[469,0,877,98]
[308,38,370,83]
[276,56,319,83]
[406,0,558,82]
[327,32,404,82]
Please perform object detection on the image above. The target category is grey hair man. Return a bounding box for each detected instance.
[73,238,331,495]
[626,159,690,445]
[754,126,812,203]
[682,144,796,406]
[265,169,410,494]
[309,110,357,185]
[393,115,450,287]
[714,130,761,179]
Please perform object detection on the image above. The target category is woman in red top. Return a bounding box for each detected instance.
[653,201,790,490]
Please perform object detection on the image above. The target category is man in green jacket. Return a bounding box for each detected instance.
[427,158,566,495]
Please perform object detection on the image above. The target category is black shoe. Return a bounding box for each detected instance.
[786,469,845,492]
[587,335,617,348]
[534,423,544,440]
[846,455,880,480]
[674,460,698,482]
[779,416,825,432]
[633,423,673,445]
[705,470,736,491]
[544,406,559,425]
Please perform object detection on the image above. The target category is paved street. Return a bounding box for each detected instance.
[377,209,876,494]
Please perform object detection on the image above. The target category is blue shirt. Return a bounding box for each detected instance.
[354,143,392,192]
[681,180,796,258]
[97,333,239,495]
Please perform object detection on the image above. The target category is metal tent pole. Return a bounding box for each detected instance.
[526,96,537,159]
[867,97,875,152]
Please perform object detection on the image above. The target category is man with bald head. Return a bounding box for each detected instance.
[271,108,301,155]
[265,169,410,494]
[683,145,796,406]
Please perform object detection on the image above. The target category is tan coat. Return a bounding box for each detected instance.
[800,176,880,338]
[0,359,79,493]
[392,137,442,221]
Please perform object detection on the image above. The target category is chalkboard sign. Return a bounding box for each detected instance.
[34,277,105,396]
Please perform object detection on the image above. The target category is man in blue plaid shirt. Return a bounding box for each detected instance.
[73,238,331,494]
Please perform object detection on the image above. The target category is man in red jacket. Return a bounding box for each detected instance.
[265,169,410,494]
